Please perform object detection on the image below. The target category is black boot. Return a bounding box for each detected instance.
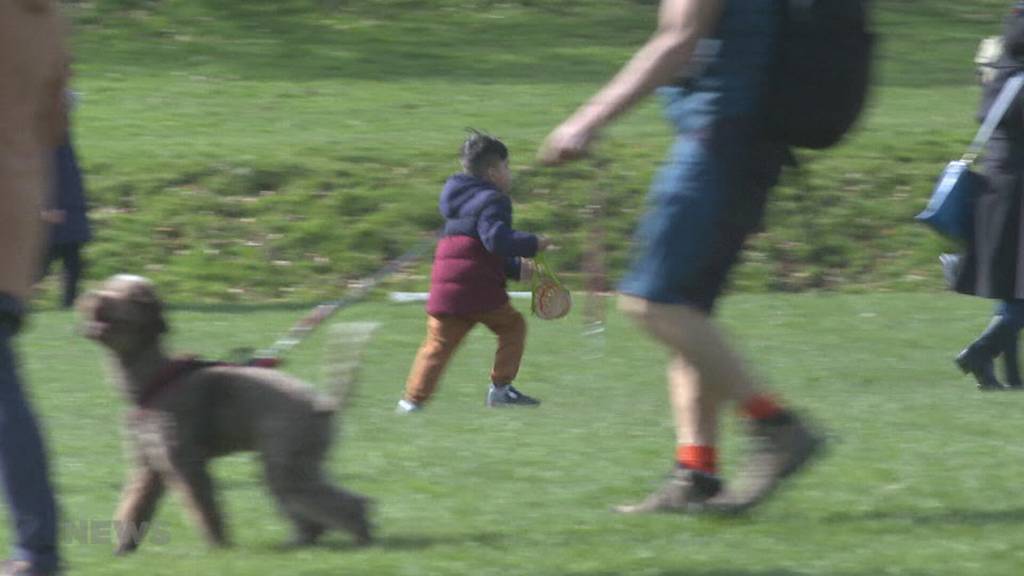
[1003,328,1023,389]
[955,316,1012,391]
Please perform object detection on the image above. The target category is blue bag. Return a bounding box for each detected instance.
[917,73,1024,241]
[918,160,985,241]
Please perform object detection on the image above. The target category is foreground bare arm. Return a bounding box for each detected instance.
[539,0,723,164]
[0,1,68,300]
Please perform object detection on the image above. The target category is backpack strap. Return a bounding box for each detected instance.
[964,72,1024,164]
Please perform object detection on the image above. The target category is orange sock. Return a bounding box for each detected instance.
[742,394,785,421]
[676,444,718,475]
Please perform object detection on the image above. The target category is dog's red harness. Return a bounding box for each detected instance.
[136,356,222,409]
[133,355,278,415]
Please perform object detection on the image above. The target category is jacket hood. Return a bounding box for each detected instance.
[439,173,500,219]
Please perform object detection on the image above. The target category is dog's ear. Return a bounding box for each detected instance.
[148,301,168,335]
[124,283,168,335]
[138,295,168,335]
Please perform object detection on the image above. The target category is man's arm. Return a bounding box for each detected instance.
[0,0,68,301]
[539,0,723,164]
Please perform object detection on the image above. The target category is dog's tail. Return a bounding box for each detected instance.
[323,322,380,414]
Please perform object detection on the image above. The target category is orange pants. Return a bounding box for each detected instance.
[404,302,526,404]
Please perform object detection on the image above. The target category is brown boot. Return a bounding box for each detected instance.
[613,467,722,514]
[706,412,823,515]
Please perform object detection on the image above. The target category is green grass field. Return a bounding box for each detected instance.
[8,294,1024,575]
[12,1,1024,574]
[49,0,1013,302]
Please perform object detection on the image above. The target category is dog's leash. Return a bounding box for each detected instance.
[237,231,438,367]
[581,154,610,345]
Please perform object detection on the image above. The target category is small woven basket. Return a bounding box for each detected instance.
[531,254,571,320]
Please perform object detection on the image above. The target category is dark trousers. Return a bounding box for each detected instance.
[996,300,1024,331]
[42,243,83,309]
[0,300,59,571]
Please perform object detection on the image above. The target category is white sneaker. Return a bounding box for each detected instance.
[395,399,421,414]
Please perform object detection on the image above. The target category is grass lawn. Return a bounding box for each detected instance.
[7,293,1024,575]
[50,0,1016,300]
[10,1,1024,574]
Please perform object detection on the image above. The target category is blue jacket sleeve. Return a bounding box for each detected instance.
[504,257,522,281]
[476,198,539,258]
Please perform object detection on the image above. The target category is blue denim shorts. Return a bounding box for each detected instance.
[618,116,783,312]
[618,1,783,311]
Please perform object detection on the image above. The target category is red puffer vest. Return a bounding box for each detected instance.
[426,235,508,316]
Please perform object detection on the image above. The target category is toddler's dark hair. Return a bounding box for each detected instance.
[460,129,508,176]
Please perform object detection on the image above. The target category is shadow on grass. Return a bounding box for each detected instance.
[166,302,324,313]
[165,298,409,314]
[102,477,270,492]
[823,507,1024,526]
[573,571,933,576]
[261,530,502,553]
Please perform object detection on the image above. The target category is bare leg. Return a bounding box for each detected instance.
[617,295,821,514]
[620,295,761,446]
[667,353,719,447]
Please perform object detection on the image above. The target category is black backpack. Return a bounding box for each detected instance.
[766,0,875,149]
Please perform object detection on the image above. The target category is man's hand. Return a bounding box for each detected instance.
[538,120,597,166]
[537,236,553,251]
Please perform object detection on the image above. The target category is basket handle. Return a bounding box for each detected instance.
[531,252,564,289]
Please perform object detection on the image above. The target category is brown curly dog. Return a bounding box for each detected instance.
[78,274,371,554]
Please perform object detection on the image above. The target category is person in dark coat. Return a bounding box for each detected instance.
[41,101,91,310]
[397,132,550,412]
[953,2,1024,390]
